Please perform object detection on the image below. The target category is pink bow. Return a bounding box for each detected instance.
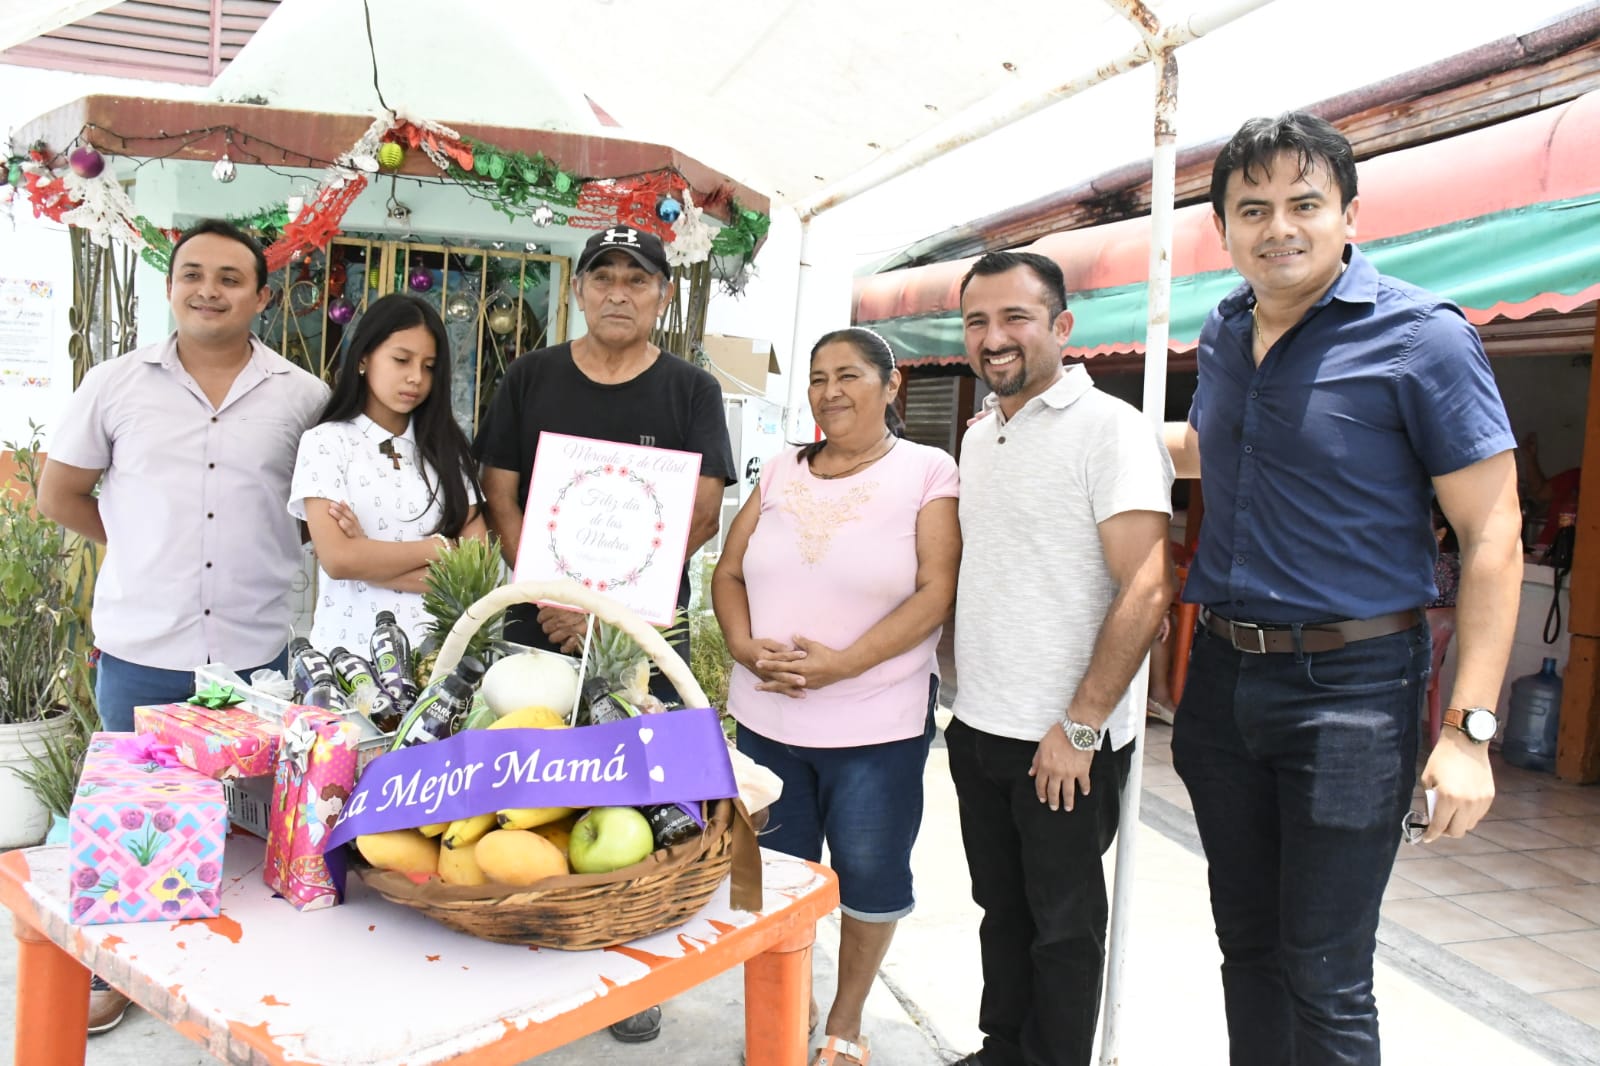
[113,734,184,769]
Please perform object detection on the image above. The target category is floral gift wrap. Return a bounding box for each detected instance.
[69,733,227,925]
[265,707,362,912]
[133,701,283,780]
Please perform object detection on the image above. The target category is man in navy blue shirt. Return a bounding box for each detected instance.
[1163,113,1522,1065]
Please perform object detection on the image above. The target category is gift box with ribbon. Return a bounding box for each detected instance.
[264,706,363,911]
[68,732,228,925]
[134,686,283,780]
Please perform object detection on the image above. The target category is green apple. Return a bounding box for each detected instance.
[567,807,655,874]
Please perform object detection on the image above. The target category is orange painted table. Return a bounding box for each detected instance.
[1,835,838,1066]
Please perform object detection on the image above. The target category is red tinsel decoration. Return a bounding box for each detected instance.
[265,174,368,272]
[390,120,474,170]
[22,170,79,223]
[573,171,686,238]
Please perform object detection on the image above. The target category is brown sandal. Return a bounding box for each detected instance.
[811,1035,870,1065]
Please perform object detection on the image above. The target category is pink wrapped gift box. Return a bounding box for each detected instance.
[134,702,283,780]
[265,707,362,911]
[69,732,227,925]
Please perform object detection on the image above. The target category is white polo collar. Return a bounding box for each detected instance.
[985,364,1094,425]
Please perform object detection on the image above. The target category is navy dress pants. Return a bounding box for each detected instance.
[1173,623,1427,1066]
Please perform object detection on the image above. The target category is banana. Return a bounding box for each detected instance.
[418,821,449,838]
[496,805,576,830]
[442,812,497,850]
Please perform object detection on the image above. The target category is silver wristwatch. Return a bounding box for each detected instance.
[1061,715,1100,752]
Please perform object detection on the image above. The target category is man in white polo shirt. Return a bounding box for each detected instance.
[946,251,1173,1066]
[39,218,326,1033]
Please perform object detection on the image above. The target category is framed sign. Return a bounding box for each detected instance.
[514,432,701,625]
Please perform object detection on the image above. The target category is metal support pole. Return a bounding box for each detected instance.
[1099,42,1180,1066]
[784,216,818,440]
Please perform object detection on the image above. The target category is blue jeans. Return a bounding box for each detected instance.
[1172,622,1427,1066]
[946,717,1134,1066]
[94,649,289,732]
[734,676,938,920]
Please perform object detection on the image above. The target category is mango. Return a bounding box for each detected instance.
[438,840,488,885]
[489,705,568,731]
[534,813,580,855]
[356,829,439,876]
[474,828,569,886]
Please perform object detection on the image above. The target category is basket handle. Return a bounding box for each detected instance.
[429,578,710,709]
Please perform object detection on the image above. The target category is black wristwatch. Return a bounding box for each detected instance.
[1443,706,1498,744]
[1061,715,1100,752]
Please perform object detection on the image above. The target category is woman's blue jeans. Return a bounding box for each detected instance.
[1173,621,1427,1066]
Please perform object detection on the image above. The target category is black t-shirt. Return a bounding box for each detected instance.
[472,342,736,660]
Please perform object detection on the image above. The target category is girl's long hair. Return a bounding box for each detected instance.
[316,293,480,537]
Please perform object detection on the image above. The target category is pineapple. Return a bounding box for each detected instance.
[414,537,506,686]
[584,619,654,704]
[582,612,688,708]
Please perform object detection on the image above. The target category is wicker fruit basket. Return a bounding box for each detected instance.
[352,578,757,950]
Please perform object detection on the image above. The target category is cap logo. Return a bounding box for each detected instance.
[601,227,640,247]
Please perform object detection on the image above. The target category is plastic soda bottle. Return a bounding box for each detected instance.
[300,681,349,713]
[581,675,638,726]
[391,656,486,749]
[328,647,401,733]
[639,802,701,848]
[369,610,419,709]
[289,637,337,700]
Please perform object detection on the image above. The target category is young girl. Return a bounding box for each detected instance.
[289,293,486,651]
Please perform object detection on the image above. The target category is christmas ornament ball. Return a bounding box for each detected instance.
[656,196,683,224]
[327,298,356,326]
[68,147,105,179]
[487,305,517,336]
[377,143,405,171]
[445,294,473,321]
[408,267,434,292]
[367,268,382,290]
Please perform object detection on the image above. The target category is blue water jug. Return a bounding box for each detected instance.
[1501,658,1564,772]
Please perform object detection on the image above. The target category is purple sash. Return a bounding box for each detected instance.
[325,708,735,850]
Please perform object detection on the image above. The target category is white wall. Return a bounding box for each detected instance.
[1492,354,1591,474]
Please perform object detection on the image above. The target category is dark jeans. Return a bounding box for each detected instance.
[945,717,1134,1066]
[94,648,290,733]
[1172,623,1427,1066]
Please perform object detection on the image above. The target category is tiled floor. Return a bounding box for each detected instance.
[1142,720,1600,1035]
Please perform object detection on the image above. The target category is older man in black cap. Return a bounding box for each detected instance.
[472,227,734,1041]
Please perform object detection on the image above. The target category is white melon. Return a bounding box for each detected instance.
[480,652,580,719]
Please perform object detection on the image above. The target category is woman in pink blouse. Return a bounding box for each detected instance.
[713,327,961,1066]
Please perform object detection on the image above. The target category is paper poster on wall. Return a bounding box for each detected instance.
[0,217,74,448]
[0,278,56,391]
[514,432,702,626]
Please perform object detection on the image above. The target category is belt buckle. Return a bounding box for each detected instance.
[1230,621,1268,654]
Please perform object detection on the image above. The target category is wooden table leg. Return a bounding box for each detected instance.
[744,923,817,1066]
[13,913,90,1066]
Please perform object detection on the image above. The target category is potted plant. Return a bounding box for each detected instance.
[0,423,97,848]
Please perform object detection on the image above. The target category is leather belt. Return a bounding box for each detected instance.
[1201,608,1421,655]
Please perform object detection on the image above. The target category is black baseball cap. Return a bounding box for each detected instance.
[576,226,670,277]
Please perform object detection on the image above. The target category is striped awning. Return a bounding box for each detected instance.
[856,90,1600,362]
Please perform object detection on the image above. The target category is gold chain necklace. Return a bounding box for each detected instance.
[811,432,896,480]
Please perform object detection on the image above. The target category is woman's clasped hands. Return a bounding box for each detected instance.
[741,636,858,698]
